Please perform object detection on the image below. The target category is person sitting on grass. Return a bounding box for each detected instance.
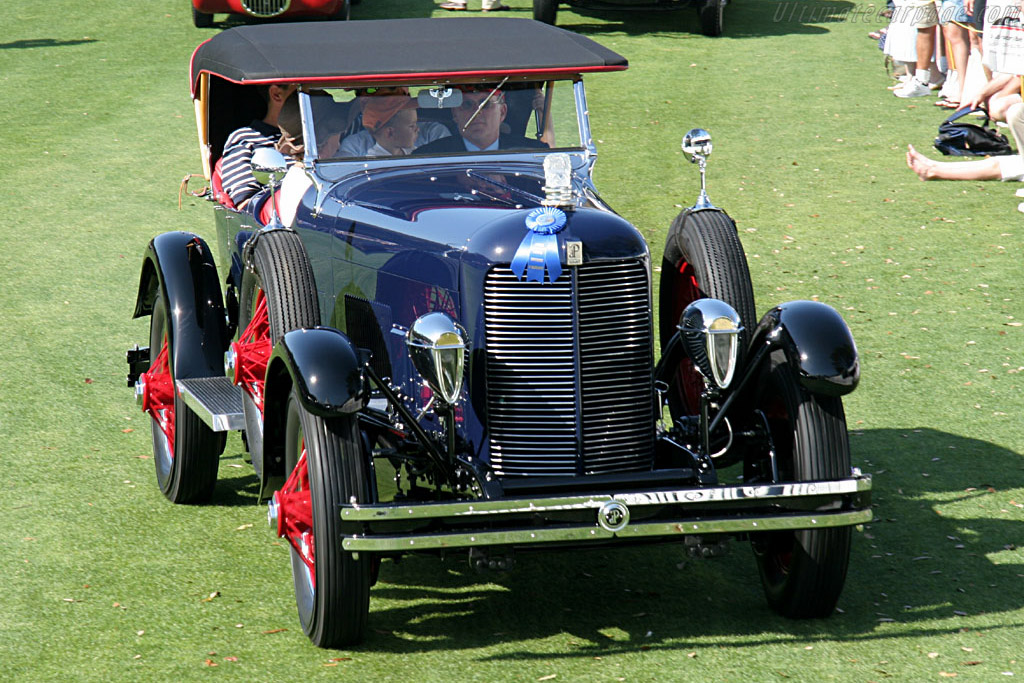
[906,143,1024,180]
[906,93,1024,182]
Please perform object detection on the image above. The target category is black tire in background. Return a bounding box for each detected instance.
[751,350,853,617]
[698,0,724,36]
[191,8,214,27]
[284,389,372,648]
[149,287,224,503]
[534,0,558,24]
[659,208,756,420]
[331,0,351,20]
[238,230,320,480]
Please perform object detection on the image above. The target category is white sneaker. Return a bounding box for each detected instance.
[894,78,931,98]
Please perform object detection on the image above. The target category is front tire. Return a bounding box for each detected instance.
[751,351,852,617]
[146,287,224,503]
[281,389,371,647]
[237,230,319,480]
[659,208,756,420]
[192,8,214,27]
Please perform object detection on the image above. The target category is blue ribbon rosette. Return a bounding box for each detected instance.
[510,207,567,284]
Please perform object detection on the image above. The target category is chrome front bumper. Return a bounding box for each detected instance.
[340,474,872,553]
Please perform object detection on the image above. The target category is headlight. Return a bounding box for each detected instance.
[405,312,469,405]
[678,299,743,390]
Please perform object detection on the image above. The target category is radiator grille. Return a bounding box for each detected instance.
[484,260,655,477]
[241,0,290,17]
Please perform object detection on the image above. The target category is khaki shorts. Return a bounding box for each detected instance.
[906,0,938,28]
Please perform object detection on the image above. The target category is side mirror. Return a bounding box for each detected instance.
[681,128,714,210]
[251,147,289,186]
[682,128,713,158]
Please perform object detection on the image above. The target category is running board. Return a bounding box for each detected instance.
[176,377,245,432]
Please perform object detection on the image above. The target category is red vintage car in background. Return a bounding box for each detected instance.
[191,0,350,27]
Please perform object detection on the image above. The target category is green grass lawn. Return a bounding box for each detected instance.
[1,0,1022,680]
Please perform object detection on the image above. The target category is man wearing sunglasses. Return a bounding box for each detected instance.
[416,88,547,154]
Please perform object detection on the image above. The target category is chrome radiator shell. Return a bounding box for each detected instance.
[483,260,656,476]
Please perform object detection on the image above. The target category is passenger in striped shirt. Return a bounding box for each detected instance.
[219,83,296,207]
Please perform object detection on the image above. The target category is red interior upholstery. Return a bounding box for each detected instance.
[211,157,235,209]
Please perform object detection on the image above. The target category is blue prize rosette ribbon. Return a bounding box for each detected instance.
[510,207,566,284]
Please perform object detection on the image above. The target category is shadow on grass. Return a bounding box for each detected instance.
[347,427,1022,655]
[208,450,263,507]
[0,38,98,50]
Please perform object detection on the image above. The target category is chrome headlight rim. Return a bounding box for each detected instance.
[405,312,469,405]
[678,298,743,390]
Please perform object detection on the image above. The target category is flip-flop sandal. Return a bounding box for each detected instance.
[935,99,960,108]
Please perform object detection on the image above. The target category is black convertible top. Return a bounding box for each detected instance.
[190,18,627,94]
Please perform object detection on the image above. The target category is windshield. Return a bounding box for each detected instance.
[302,80,582,161]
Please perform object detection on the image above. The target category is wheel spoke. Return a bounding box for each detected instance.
[141,337,175,454]
[232,289,271,415]
[275,446,315,587]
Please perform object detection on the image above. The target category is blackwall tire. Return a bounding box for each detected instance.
[659,208,756,420]
[283,389,372,648]
[751,351,853,617]
[238,230,320,480]
[533,0,558,24]
[331,0,351,20]
[192,8,214,27]
[698,0,724,36]
[148,287,224,503]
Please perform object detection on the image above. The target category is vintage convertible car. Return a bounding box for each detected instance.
[190,0,350,27]
[127,18,870,647]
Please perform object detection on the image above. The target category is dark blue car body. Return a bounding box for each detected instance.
[129,18,871,648]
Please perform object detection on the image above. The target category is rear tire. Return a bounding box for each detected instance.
[698,0,724,36]
[283,389,371,647]
[238,230,320,480]
[148,287,223,503]
[659,208,756,420]
[751,351,852,617]
[533,0,558,24]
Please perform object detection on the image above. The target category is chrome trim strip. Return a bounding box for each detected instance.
[341,508,874,552]
[341,476,871,521]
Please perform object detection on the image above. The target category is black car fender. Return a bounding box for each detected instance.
[261,327,368,484]
[132,231,228,380]
[264,325,367,417]
[748,300,860,397]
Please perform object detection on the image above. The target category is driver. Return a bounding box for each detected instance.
[416,87,547,154]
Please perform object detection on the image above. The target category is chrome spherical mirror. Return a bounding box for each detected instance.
[251,146,290,186]
[405,312,469,405]
[682,128,712,158]
[677,298,743,390]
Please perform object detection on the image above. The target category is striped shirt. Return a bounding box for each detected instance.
[220,120,281,206]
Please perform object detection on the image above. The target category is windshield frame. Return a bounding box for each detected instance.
[295,77,590,165]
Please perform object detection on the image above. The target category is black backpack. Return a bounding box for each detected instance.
[934,107,1014,157]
